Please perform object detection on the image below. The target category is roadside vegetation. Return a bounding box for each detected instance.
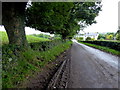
[79,41,120,56]
[80,41,120,51]
[2,40,72,88]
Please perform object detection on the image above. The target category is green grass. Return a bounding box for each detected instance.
[26,35,49,43]
[2,40,72,88]
[79,42,120,56]
[0,31,9,45]
[0,31,49,45]
[97,40,120,42]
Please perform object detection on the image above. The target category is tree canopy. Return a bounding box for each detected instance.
[2,2,102,47]
[26,2,102,39]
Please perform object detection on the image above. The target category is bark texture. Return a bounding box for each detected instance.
[2,2,28,47]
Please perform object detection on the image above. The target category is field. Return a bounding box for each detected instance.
[0,31,49,45]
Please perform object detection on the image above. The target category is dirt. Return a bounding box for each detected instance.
[20,47,71,89]
[47,47,71,89]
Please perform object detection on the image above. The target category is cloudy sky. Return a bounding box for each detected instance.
[84,0,119,33]
[0,0,119,34]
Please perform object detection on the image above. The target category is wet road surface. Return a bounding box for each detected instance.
[68,41,119,88]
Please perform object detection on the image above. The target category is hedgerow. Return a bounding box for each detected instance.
[2,40,72,88]
[80,41,120,51]
[79,41,120,56]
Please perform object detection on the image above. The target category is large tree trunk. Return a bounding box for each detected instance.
[2,2,28,47]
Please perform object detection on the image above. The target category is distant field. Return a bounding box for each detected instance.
[0,31,9,45]
[0,31,49,45]
[26,35,49,43]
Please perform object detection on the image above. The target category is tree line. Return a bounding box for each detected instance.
[2,2,102,48]
[98,32,120,40]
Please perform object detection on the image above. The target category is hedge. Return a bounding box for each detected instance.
[2,39,72,88]
[80,41,120,51]
[29,39,65,51]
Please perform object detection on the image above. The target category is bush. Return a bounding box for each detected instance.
[79,37,83,41]
[80,42,120,56]
[81,41,120,51]
[75,37,83,41]
[29,39,64,51]
[2,40,72,88]
[86,37,91,41]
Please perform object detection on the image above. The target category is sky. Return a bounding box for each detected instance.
[83,0,119,33]
[0,0,120,34]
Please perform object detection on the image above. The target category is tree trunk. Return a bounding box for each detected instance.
[2,2,28,47]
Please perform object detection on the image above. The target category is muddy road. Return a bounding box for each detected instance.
[68,41,119,88]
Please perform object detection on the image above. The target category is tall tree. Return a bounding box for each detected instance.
[26,2,74,33]
[26,2,101,39]
[2,2,28,47]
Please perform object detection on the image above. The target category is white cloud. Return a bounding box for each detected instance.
[0,26,52,35]
[25,27,42,35]
[84,0,119,33]
[0,25,6,31]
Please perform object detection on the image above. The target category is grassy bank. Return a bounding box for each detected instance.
[97,40,120,42]
[0,31,49,45]
[2,40,72,88]
[79,42,120,56]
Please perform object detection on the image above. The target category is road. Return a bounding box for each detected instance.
[68,40,119,88]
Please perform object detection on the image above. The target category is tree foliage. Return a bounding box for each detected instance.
[116,30,120,40]
[98,34,106,40]
[26,2,102,39]
[86,37,92,41]
[98,32,115,40]
[2,2,102,47]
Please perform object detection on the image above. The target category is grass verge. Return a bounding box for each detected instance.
[2,40,72,88]
[79,41,120,56]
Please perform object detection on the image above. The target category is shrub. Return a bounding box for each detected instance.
[81,41,120,51]
[86,37,91,41]
[78,37,83,41]
[2,40,72,88]
[75,37,83,41]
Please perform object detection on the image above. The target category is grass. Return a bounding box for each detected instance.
[26,35,49,43]
[2,40,72,88]
[1,31,72,88]
[79,41,120,56]
[0,31,49,45]
[0,31,9,45]
[97,40,120,42]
